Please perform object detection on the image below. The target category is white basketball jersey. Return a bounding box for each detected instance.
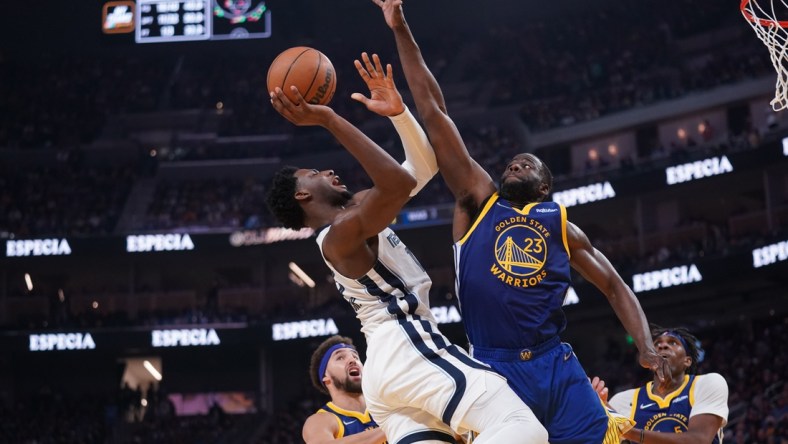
[316,226,436,338]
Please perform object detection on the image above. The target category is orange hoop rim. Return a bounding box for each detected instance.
[741,0,788,28]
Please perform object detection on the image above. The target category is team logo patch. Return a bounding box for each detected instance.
[495,223,547,276]
[644,413,689,434]
[490,216,550,287]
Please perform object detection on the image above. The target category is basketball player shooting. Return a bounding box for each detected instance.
[266,54,547,443]
[372,0,670,442]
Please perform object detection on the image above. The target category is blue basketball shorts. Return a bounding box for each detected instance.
[472,338,610,444]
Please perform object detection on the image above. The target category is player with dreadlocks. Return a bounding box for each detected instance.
[604,326,729,444]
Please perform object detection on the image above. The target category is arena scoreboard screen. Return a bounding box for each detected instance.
[102,0,271,43]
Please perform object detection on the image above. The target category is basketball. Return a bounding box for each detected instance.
[267,47,337,106]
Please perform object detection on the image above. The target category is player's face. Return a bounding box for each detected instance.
[654,334,692,375]
[325,348,363,394]
[294,168,353,207]
[499,154,548,203]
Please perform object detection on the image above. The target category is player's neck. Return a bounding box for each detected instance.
[305,205,345,230]
[652,373,686,397]
[329,391,366,413]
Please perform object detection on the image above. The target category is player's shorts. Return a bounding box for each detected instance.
[362,316,523,443]
[472,337,629,444]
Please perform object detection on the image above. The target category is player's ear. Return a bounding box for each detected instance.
[539,181,550,199]
[682,355,692,371]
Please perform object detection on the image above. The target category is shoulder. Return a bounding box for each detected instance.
[303,410,340,431]
[690,373,729,424]
[302,410,341,443]
[694,373,728,392]
[609,388,637,414]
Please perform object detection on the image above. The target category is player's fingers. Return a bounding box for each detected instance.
[654,362,664,382]
[354,60,371,80]
[386,64,394,80]
[271,88,289,109]
[362,53,377,77]
[290,86,306,105]
[372,54,385,74]
[350,93,369,105]
[269,91,284,111]
[273,87,298,110]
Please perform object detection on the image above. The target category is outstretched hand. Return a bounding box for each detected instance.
[351,52,405,117]
[371,0,405,29]
[269,86,333,127]
[640,348,670,389]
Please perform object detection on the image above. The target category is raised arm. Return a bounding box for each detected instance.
[566,221,669,384]
[374,0,495,215]
[271,86,416,255]
[350,52,437,196]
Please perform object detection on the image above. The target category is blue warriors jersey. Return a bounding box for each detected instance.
[453,194,571,348]
[317,402,383,439]
[631,375,721,444]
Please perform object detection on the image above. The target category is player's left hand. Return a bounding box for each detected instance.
[640,348,670,388]
[351,52,406,117]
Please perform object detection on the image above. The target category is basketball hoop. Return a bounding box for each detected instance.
[742,0,788,110]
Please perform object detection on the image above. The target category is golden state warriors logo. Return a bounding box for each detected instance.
[645,413,689,434]
[490,216,550,287]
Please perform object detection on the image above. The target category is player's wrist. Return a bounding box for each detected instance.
[387,105,406,117]
[387,105,409,119]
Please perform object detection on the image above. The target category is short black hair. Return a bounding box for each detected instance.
[266,166,306,229]
[309,335,356,395]
[651,325,701,374]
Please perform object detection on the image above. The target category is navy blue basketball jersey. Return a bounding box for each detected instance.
[631,375,721,444]
[317,402,382,439]
[453,194,571,348]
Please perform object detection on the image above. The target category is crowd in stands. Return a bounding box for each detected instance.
[141,176,272,232]
[0,56,173,149]
[0,384,260,443]
[0,0,773,153]
[0,391,108,443]
[0,159,136,238]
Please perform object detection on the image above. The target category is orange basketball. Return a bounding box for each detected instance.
[267,47,337,106]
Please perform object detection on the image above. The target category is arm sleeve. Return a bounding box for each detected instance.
[690,373,729,426]
[609,389,636,418]
[389,107,438,197]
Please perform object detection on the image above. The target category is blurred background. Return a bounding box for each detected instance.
[0,0,786,442]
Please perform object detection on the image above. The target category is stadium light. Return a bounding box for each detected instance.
[288,262,316,288]
[24,273,33,291]
[143,360,162,381]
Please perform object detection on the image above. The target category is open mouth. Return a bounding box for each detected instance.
[332,176,344,187]
[348,367,360,377]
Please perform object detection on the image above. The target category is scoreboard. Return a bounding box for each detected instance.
[138,0,211,42]
[102,0,271,43]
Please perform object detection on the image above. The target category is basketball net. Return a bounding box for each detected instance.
[742,0,788,110]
